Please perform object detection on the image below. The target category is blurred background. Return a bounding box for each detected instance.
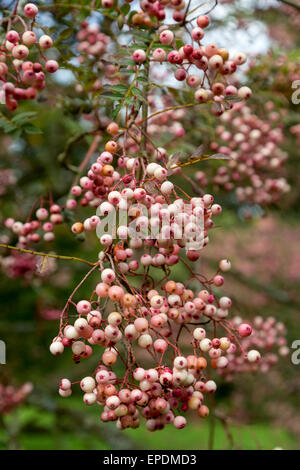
[1,0,300,450]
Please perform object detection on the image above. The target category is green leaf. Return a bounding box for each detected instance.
[11,111,37,125]
[24,123,43,134]
[55,27,74,44]
[101,92,124,100]
[105,84,128,93]
[120,3,130,15]
[0,112,18,133]
[111,104,122,120]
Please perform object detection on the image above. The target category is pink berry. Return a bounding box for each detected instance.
[6,30,20,43]
[45,60,59,73]
[22,31,36,46]
[76,300,92,314]
[12,45,29,60]
[132,49,146,63]
[238,323,252,338]
[174,416,186,429]
[39,35,53,49]
[159,30,174,45]
[24,3,39,18]
[197,15,210,28]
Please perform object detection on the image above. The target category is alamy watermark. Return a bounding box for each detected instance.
[291,80,300,105]
[0,340,6,364]
[95,201,205,251]
[291,340,300,365]
[0,82,5,105]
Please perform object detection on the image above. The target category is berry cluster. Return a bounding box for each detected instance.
[195,103,290,205]
[4,202,63,247]
[68,142,222,265]
[131,16,252,116]
[27,1,288,435]
[75,21,111,92]
[51,275,258,430]
[103,0,188,25]
[147,94,186,140]
[0,382,33,414]
[0,3,58,110]
[219,315,288,380]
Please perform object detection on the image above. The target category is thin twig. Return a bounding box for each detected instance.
[0,244,97,267]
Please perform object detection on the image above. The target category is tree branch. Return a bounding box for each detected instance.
[0,244,97,267]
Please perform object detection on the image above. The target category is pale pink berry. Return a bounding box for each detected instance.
[36,208,48,220]
[174,416,186,429]
[219,296,232,309]
[45,60,59,73]
[44,232,55,242]
[95,282,109,297]
[24,3,39,18]
[60,379,71,390]
[134,318,149,333]
[39,35,53,49]
[154,339,167,353]
[238,86,252,100]
[22,31,36,46]
[191,27,204,41]
[247,350,261,362]
[205,380,217,393]
[76,300,92,314]
[233,52,247,65]
[80,376,96,392]
[71,341,86,355]
[12,45,29,60]
[217,262,230,279]
[50,341,64,355]
[238,323,252,338]
[59,388,72,397]
[174,68,186,81]
[6,30,20,43]
[83,393,97,405]
[152,48,167,62]
[101,268,116,283]
[159,30,174,45]
[132,49,146,63]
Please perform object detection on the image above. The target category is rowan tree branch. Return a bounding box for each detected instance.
[0,244,97,267]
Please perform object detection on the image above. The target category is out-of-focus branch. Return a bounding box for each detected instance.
[277,0,300,12]
[205,257,300,308]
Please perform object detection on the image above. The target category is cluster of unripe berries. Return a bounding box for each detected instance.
[4,203,63,247]
[0,382,33,414]
[50,269,261,431]
[77,21,110,58]
[131,16,252,116]
[58,366,215,431]
[0,251,37,280]
[195,103,290,205]
[67,141,120,210]
[102,0,188,26]
[0,4,58,110]
[218,316,288,380]
[146,94,186,139]
[69,143,224,266]
[75,21,110,92]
